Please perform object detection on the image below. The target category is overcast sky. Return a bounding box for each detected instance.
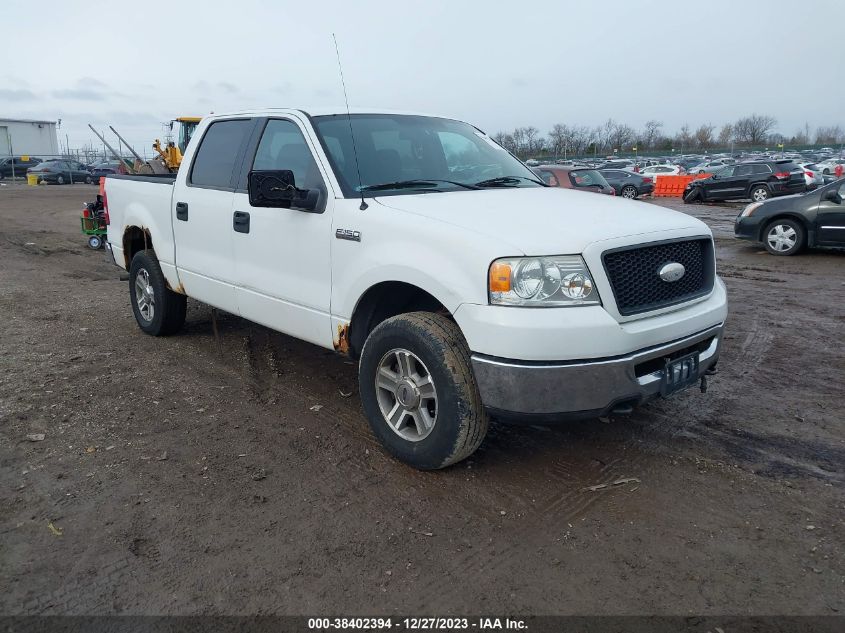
[2,0,843,155]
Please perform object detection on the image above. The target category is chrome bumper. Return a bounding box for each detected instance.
[471,324,723,420]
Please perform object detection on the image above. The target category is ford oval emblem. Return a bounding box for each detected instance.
[658,262,685,283]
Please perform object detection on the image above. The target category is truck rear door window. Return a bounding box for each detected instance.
[190,119,252,189]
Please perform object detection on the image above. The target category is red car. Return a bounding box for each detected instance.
[534,165,615,195]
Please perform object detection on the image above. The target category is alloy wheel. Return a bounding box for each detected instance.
[134,268,156,322]
[375,348,438,442]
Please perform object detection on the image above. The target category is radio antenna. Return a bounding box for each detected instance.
[333,33,367,210]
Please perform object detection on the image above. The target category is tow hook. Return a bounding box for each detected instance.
[700,366,719,393]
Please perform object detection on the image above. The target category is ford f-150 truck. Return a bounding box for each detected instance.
[104,108,727,469]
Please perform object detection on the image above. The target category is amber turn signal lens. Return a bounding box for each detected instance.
[489,262,512,293]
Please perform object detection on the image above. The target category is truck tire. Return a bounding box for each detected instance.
[358,311,488,470]
[129,249,187,335]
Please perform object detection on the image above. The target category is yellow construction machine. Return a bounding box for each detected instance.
[153,117,202,171]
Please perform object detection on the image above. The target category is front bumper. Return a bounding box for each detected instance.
[734,214,764,241]
[471,323,723,421]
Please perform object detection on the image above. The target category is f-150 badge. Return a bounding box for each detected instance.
[335,229,361,242]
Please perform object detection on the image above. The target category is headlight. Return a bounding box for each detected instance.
[489,256,601,307]
[741,202,763,217]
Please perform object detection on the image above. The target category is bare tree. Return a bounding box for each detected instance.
[511,128,527,155]
[769,132,785,146]
[524,126,544,155]
[548,124,567,156]
[642,120,663,149]
[675,124,692,151]
[598,119,616,152]
[733,114,777,145]
[718,123,733,146]
[609,123,636,152]
[570,126,594,156]
[815,125,844,145]
[493,132,517,154]
[694,124,715,149]
[791,125,809,145]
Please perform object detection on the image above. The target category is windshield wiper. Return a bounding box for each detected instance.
[474,176,546,188]
[360,179,479,192]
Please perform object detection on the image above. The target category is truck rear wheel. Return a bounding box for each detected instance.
[129,249,186,336]
[358,311,488,470]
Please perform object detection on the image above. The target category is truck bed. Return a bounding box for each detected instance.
[105,173,177,274]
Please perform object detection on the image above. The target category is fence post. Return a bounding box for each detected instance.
[9,133,15,180]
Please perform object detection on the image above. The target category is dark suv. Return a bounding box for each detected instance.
[683,160,805,203]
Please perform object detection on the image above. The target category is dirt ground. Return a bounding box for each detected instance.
[1,183,843,616]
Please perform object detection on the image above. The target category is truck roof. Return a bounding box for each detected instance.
[201,107,451,120]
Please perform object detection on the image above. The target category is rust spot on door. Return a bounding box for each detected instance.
[334,323,350,354]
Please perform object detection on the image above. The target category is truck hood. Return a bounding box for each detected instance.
[374,187,708,255]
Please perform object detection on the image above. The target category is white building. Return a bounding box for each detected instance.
[0,118,59,157]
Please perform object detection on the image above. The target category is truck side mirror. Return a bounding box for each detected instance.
[248,170,321,212]
[248,170,297,208]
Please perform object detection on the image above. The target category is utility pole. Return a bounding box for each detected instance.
[66,134,73,184]
[8,133,14,180]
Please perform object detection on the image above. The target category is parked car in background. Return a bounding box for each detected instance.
[0,156,42,179]
[688,158,735,174]
[640,164,681,178]
[534,165,615,195]
[795,162,824,190]
[90,160,130,179]
[598,169,654,198]
[735,178,845,255]
[683,160,804,203]
[554,159,590,167]
[524,159,540,167]
[598,159,634,170]
[816,158,845,175]
[27,160,94,184]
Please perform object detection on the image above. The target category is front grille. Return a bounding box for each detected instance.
[602,238,714,316]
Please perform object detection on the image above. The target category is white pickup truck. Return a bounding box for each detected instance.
[104,108,727,469]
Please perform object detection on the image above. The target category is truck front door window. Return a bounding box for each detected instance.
[253,119,326,194]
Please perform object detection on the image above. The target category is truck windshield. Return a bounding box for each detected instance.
[311,114,543,196]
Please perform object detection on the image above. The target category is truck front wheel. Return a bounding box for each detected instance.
[129,249,187,336]
[358,312,488,470]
